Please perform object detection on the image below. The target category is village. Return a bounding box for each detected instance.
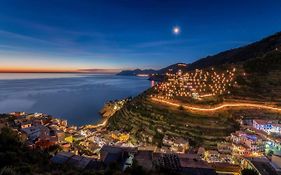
[1,107,281,175]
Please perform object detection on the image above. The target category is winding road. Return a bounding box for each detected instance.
[151,97,281,112]
[84,98,281,130]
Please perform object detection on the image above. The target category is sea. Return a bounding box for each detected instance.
[0,73,151,126]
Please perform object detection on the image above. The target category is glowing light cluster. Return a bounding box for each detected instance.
[152,67,237,100]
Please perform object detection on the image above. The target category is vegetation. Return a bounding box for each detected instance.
[0,127,177,175]
[230,51,281,102]
[243,51,281,74]
[188,31,281,70]
[0,127,100,175]
[108,33,281,148]
[108,94,239,148]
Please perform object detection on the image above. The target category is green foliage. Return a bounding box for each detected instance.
[267,150,274,156]
[0,127,51,174]
[108,96,239,148]
[0,127,101,175]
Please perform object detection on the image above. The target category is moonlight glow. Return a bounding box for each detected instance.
[173,26,180,35]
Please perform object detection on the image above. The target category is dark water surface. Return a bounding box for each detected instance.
[0,73,150,126]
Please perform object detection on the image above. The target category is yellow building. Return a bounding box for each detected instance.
[65,135,73,143]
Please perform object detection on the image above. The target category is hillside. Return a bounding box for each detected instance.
[157,63,189,74]
[117,69,157,76]
[118,32,281,79]
[108,32,281,148]
[117,63,189,77]
[188,32,281,70]
[231,50,281,102]
[108,94,240,148]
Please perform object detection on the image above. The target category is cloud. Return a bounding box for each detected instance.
[0,44,22,50]
[77,68,121,73]
[0,29,98,57]
[134,39,188,48]
[0,30,57,45]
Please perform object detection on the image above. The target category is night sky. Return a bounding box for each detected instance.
[1,0,281,72]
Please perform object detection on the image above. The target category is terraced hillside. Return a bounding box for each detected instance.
[108,32,281,149]
[108,94,239,148]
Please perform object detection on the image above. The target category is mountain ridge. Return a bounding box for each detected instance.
[117,31,281,77]
[187,31,281,70]
[117,63,190,76]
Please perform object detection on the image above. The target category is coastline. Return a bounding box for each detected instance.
[0,74,151,125]
[82,98,130,130]
[0,97,132,157]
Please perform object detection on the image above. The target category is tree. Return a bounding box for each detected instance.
[0,127,94,174]
[267,150,274,156]
[0,167,16,175]
[241,168,258,175]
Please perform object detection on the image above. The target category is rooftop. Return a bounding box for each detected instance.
[247,158,279,175]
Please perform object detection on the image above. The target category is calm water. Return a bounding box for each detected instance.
[0,73,150,126]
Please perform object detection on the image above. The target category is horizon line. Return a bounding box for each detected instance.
[0,71,118,74]
[0,68,123,74]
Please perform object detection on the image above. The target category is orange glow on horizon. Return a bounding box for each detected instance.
[0,66,121,73]
[0,66,77,73]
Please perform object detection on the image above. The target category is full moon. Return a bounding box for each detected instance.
[173,26,180,35]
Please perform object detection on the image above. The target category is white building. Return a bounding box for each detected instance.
[253,119,281,134]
